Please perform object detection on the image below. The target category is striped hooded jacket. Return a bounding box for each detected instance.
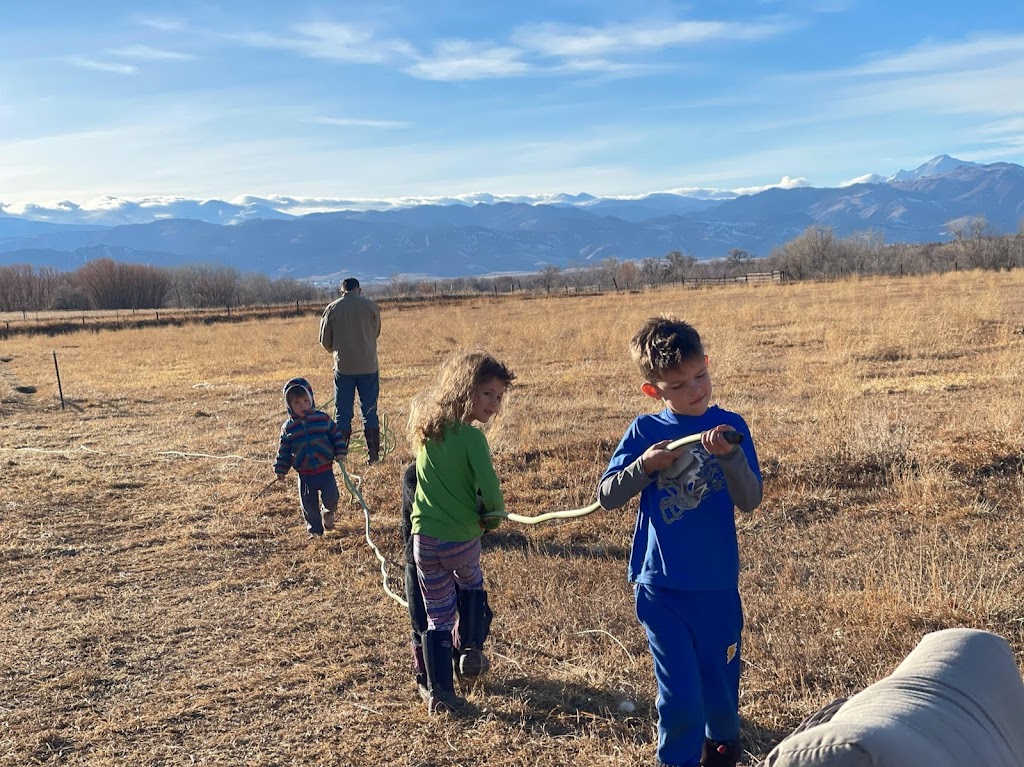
[273,377,348,476]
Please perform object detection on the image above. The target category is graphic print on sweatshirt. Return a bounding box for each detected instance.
[656,446,725,523]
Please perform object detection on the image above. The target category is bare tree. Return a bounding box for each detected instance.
[388,274,412,298]
[726,249,753,275]
[537,264,562,294]
[665,250,697,282]
[598,257,620,290]
[192,265,240,309]
[565,260,593,292]
[616,260,641,291]
[640,257,666,287]
[73,259,171,310]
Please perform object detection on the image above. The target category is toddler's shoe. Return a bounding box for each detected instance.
[321,507,335,531]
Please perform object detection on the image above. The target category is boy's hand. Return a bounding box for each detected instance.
[640,439,685,475]
[275,473,286,482]
[702,425,741,456]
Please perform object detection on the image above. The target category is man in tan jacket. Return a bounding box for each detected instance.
[319,277,383,463]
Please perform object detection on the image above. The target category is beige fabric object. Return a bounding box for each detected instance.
[761,628,1024,767]
[319,292,381,375]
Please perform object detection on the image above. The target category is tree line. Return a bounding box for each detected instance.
[0,260,325,315]
[377,219,1023,298]
[2,219,1021,313]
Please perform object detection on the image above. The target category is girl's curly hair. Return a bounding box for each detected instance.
[407,350,515,448]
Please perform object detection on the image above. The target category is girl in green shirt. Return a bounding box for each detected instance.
[406,350,515,715]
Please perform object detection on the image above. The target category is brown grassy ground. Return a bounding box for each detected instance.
[2,270,1023,766]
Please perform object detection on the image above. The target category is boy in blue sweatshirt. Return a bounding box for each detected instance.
[598,317,762,767]
[274,377,349,538]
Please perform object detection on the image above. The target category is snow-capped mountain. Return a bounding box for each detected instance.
[1,156,1021,279]
[887,154,981,184]
[0,197,295,228]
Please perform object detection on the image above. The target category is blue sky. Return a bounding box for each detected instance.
[3,0,1024,207]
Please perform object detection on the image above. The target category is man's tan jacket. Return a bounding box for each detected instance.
[319,292,381,375]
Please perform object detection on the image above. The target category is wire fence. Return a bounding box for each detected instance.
[0,271,791,339]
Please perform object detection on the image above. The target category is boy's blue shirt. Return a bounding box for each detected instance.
[601,404,761,591]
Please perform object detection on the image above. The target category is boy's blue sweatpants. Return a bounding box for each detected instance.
[297,471,339,535]
[634,584,743,767]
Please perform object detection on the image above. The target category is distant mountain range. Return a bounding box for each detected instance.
[2,155,1022,281]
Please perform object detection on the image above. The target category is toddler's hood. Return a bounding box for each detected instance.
[283,377,315,418]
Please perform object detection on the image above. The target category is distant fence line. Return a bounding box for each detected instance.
[0,271,791,339]
[679,270,788,286]
[0,301,323,339]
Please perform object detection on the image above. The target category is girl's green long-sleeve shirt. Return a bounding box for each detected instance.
[411,422,504,542]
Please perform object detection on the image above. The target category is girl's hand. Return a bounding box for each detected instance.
[701,425,740,456]
[276,473,287,482]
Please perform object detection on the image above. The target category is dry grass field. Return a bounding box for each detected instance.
[2,270,1023,767]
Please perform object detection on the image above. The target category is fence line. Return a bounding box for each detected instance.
[0,271,791,339]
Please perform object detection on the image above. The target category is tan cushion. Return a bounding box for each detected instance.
[761,628,1024,766]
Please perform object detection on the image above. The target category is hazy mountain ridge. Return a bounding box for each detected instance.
[2,156,1021,279]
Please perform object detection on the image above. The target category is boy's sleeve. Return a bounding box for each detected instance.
[597,419,652,510]
[718,415,762,513]
[273,425,293,475]
[599,458,653,509]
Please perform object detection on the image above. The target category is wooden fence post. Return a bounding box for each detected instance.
[52,351,65,411]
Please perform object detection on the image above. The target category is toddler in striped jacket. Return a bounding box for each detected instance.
[273,377,349,538]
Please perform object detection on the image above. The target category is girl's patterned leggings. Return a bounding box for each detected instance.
[413,534,483,632]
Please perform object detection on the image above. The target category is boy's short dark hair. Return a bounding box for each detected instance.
[285,385,307,403]
[630,316,704,383]
[341,277,360,292]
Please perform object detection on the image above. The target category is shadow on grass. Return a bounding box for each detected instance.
[740,717,796,765]
[482,528,628,561]
[479,673,655,744]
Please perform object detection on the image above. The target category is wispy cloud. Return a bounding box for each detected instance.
[67,57,137,75]
[732,175,810,195]
[978,117,1024,136]
[843,34,1024,76]
[109,45,196,62]
[512,18,793,58]
[233,22,413,64]
[135,16,184,32]
[764,34,1024,136]
[304,116,412,129]
[830,61,1024,119]
[405,42,531,81]
[230,14,794,82]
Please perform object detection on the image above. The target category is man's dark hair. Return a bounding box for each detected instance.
[630,316,704,383]
[341,277,360,292]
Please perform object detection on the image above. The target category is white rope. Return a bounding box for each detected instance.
[2,445,101,456]
[339,461,409,609]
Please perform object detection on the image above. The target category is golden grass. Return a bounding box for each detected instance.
[2,270,1023,765]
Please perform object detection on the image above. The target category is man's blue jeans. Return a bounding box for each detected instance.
[333,370,379,433]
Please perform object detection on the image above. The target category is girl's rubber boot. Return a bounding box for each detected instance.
[423,629,466,715]
[454,589,493,682]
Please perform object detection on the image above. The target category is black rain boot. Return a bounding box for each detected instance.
[406,563,430,703]
[454,589,493,682]
[364,427,381,464]
[339,428,352,457]
[700,737,740,767]
[423,629,466,715]
[411,633,429,703]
